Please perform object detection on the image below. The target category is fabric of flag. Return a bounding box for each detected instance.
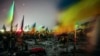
[31,23,36,34]
[2,24,6,31]
[42,26,45,29]
[15,24,18,27]
[46,27,49,32]
[6,1,15,25]
[32,22,36,28]
[15,24,18,31]
[38,26,45,32]
[25,26,28,29]
[54,0,100,34]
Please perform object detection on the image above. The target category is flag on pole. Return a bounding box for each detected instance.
[31,23,36,33]
[21,15,24,31]
[27,25,31,30]
[9,1,15,32]
[15,24,18,31]
[46,27,49,32]
[40,26,45,32]
[25,25,28,29]
[2,24,6,31]
[42,26,45,28]
[15,24,18,28]
[32,22,36,28]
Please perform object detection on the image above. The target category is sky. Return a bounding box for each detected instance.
[0,0,60,30]
[0,0,99,31]
[0,0,81,30]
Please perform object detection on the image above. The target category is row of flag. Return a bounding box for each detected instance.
[2,17,49,33]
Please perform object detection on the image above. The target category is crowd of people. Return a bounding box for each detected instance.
[0,17,98,56]
[0,27,89,56]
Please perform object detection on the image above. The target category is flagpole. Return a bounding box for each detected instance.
[74,24,78,56]
[9,1,15,52]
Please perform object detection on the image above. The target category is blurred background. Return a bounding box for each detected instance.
[0,0,100,56]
